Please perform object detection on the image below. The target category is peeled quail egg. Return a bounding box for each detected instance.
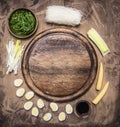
[58,112,66,121]
[31,107,39,117]
[50,102,58,112]
[16,88,25,97]
[25,91,34,100]
[24,101,33,111]
[43,113,52,121]
[14,79,23,87]
[65,104,73,114]
[37,99,44,109]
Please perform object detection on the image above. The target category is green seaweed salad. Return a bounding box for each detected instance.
[9,9,36,36]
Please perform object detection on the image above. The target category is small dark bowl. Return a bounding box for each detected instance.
[74,100,92,118]
[8,8,38,39]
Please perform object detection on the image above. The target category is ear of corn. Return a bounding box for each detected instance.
[96,62,103,91]
[87,28,110,56]
[92,82,109,105]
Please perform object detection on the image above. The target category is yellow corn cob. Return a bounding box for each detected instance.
[92,82,109,105]
[96,62,103,91]
[87,28,110,56]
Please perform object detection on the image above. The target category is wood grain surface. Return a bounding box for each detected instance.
[22,28,97,101]
[0,0,120,127]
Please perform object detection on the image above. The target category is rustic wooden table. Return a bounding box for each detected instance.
[0,0,120,127]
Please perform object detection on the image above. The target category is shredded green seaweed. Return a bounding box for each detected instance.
[9,9,36,36]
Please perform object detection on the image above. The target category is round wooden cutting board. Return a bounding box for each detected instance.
[22,28,98,102]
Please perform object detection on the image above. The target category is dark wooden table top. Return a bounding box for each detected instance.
[0,0,120,127]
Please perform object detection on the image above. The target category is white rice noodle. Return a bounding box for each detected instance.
[45,6,83,26]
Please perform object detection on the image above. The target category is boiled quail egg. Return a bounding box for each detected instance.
[58,112,66,121]
[16,88,25,97]
[43,113,52,121]
[14,79,23,87]
[50,102,58,112]
[37,99,44,109]
[65,104,73,114]
[25,91,34,100]
[24,101,33,111]
[31,107,39,117]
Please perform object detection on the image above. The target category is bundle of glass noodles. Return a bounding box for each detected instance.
[45,6,83,26]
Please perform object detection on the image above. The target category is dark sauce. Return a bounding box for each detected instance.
[76,101,90,117]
